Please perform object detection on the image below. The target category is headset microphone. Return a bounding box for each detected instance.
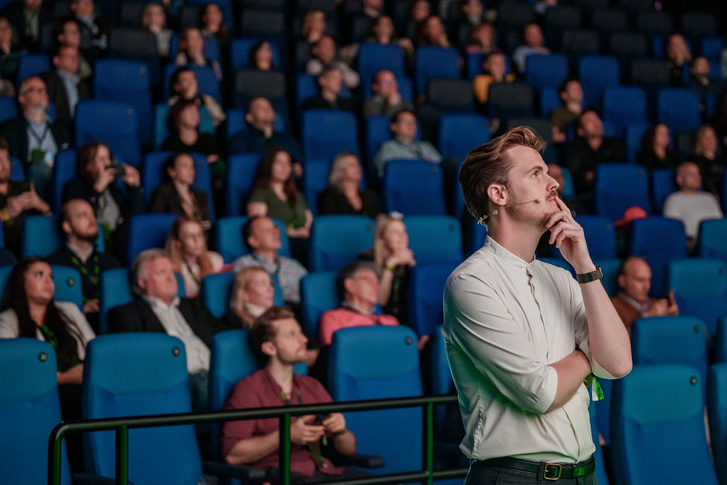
[477,198,545,225]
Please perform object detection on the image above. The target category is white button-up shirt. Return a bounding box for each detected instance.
[443,237,610,463]
[143,296,210,374]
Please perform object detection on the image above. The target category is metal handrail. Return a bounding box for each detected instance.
[48,394,468,485]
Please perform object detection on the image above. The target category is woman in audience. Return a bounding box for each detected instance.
[665,33,692,86]
[53,17,92,80]
[300,9,326,45]
[638,123,680,171]
[319,152,381,217]
[248,40,274,71]
[415,15,451,48]
[174,27,222,80]
[62,142,144,260]
[162,99,222,176]
[199,2,230,49]
[165,215,223,298]
[358,212,416,325]
[247,148,313,239]
[691,124,726,195]
[148,152,213,227]
[367,15,414,52]
[466,21,496,54]
[223,266,274,328]
[141,3,172,58]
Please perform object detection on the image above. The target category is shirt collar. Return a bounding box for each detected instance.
[484,236,535,271]
[142,294,181,310]
[618,292,649,314]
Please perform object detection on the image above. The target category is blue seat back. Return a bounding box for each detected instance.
[51,265,84,310]
[406,215,463,264]
[437,114,491,163]
[125,213,179,265]
[17,53,50,84]
[82,333,203,485]
[650,167,676,214]
[302,158,331,216]
[299,271,338,337]
[602,86,648,135]
[328,326,423,475]
[52,149,77,212]
[200,272,235,318]
[384,159,446,215]
[708,363,727,485]
[413,46,460,95]
[75,100,141,167]
[0,339,70,485]
[588,400,610,485]
[629,217,688,297]
[224,153,260,217]
[22,214,105,258]
[214,216,291,263]
[301,110,360,162]
[358,43,406,99]
[525,54,569,90]
[698,219,727,264]
[163,63,221,105]
[611,365,717,485]
[0,96,17,124]
[99,268,134,335]
[308,215,375,272]
[666,258,727,337]
[229,38,281,72]
[578,55,620,109]
[408,262,460,338]
[573,215,616,260]
[657,88,702,134]
[594,163,651,222]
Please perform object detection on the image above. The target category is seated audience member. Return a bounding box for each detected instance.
[223,266,274,329]
[566,109,625,197]
[228,97,303,163]
[62,141,143,261]
[168,66,226,128]
[53,17,92,80]
[465,21,495,54]
[173,27,222,80]
[665,33,691,86]
[301,66,355,113]
[300,9,326,46]
[663,161,723,250]
[611,256,679,335]
[107,249,228,410]
[511,23,549,75]
[690,56,721,102]
[358,213,415,325]
[70,0,112,60]
[0,76,73,201]
[306,35,359,90]
[0,15,24,86]
[248,40,273,70]
[373,109,443,178]
[0,135,51,255]
[46,199,121,332]
[222,307,365,484]
[199,3,230,49]
[40,44,90,122]
[0,0,53,53]
[690,124,725,196]
[318,152,381,217]
[638,123,679,171]
[550,79,583,144]
[318,261,399,346]
[141,2,172,58]
[362,69,413,118]
[366,15,413,53]
[360,0,384,18]
[231,216,308,306]
[415,15,450,48]
[472,50,515,105]
[247,148,313,240]
[165,215,223,298]
[148,152,213,226]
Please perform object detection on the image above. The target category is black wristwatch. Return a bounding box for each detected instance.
[576,265,603,284]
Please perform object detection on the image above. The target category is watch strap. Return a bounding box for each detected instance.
[576,265,603,284]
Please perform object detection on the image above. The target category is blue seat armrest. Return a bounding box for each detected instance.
[202,460,267,481]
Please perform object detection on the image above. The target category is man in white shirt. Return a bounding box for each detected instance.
[108,248,229,410]
[663,161,723,251]
[444,126,631,483]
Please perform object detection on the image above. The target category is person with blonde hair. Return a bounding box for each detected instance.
[223,266,274,329]
[165,215,223,297]
[318,152,381,216]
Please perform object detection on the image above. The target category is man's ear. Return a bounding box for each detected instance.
[617,274,626,290]
[486,184,508,208]
[61,220,72,236]
[261,340,276,358]
[342,277,355,295]
[247,235,260,250]
[244,112,254,124]
[137,277,147,292]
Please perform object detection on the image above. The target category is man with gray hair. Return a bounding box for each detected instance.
[108,248,228,410]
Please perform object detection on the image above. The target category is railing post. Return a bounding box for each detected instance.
[423,400,434,485]
[279,412,292,485]
[48,425,65,485]
[115,424,129,485]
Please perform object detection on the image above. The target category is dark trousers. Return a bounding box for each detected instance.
[464,460,597,485]
[266,467,372,484]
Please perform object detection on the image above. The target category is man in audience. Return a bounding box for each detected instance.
[53,17,92,79]
[566,109,624,198]
[373,108,443,178]
[40,44,90,122]
[108,248,228,410]
[0,0,53,52]
[228,96,303,163]
[511,22,549,74]
[0,76,71,202]
[663,161,723,251]
[611,256,679,335]
[168,66,226,128]
[231,216,308,306]
[70,0,112,61]
[0,135,50,256]
[46,198,121,333]
[363,69,413,117]
[550,79,584,144]
[305,35,359,90]
[301,66,355,113]
[222,306,366,484]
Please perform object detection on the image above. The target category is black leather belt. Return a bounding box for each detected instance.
[473,455,595,481]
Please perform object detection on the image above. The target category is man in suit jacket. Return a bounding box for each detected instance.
[40,44,90,122]
[0,0,54,52]
[108,248,229,410]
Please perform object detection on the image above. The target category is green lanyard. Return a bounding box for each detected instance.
[68,249,99,302]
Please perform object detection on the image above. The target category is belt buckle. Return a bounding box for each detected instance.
[544,463,562,480]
